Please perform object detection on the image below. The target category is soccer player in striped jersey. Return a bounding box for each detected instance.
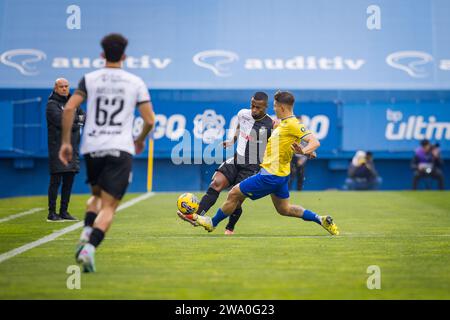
[177,92,274,234]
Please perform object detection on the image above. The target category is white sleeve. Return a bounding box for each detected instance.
[237,108,246,124]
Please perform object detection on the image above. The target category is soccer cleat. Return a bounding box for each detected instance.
[75,227,93,259]
[224,229,234,235]
[176,210,199,227]
[194,214,215,232]
[76,243,96,273]
[320,215,339,236]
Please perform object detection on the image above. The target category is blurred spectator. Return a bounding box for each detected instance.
[411,140,444,190]
[344,150,382,190]
[289,153,308,191]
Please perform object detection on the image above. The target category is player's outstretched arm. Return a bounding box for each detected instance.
[291,143,317,159]
[300,133,320,154]
[59,93,84,166]
[223,123,240,148]
[291,133,320,158]
[135,101,155,154]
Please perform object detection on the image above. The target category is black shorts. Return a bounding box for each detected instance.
[216,157,260,186]
[84,150,132,200]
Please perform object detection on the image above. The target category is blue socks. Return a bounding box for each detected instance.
[212,208,229,227]
[302,209,321,225]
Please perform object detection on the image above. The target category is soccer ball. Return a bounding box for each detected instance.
[177,193,199,215]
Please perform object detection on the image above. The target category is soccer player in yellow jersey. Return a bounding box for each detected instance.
[193,91,339,235]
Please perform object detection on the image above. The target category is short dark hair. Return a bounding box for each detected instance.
[420,139,430,147]
[253,91,268,101]
[274,90,295,106]
[101,33,128,62]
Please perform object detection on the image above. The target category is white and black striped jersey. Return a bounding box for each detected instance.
[76,68,150,155]
[235,109,273,165]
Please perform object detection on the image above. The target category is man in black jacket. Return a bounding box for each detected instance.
[46,78,85,221]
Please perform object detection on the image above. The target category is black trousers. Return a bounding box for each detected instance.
[289,165,305,191]
[412,169,445,190]
[48,172,75,214]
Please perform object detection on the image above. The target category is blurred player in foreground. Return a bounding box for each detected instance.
[191,91,339,235]
[59,33,155,272]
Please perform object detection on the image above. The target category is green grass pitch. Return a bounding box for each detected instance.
[0,191,449,299]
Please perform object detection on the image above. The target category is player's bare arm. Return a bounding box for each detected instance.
[59,93,85,166]
[134,101,155,154]
[223,123,240,148]
[291,133,320,158]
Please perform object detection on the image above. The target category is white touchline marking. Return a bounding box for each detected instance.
[0,193,154,264]
[0,208,44,224]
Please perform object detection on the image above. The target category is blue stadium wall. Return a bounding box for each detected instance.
[0,88,449,198]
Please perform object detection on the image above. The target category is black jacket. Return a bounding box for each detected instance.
[46,91,85,174]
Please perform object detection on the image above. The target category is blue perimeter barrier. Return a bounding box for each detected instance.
[0,89,449,197]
